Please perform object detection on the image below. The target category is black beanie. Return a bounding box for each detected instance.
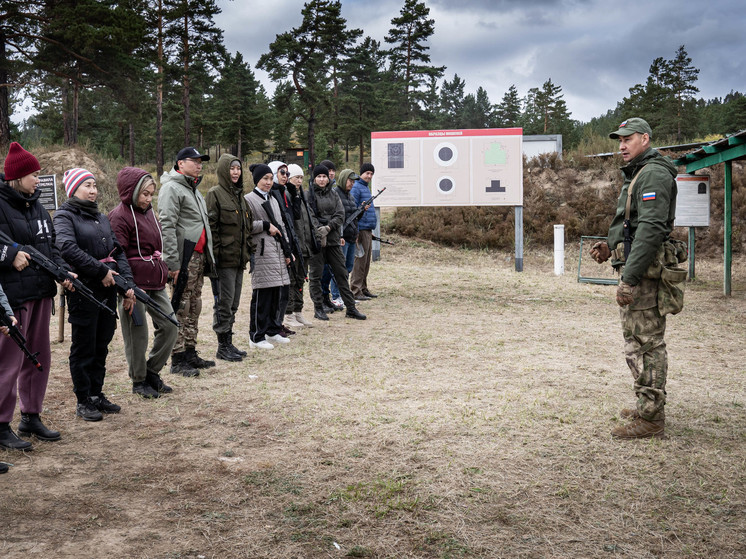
[250,163,273,185]
[312,165,329,181]
[359,162,375,175]
[319,159,336,171]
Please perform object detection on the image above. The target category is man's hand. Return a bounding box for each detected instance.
[12,251,31,271]
[0,315,18,336]
[590,241,611,264]
[616,281,636,307]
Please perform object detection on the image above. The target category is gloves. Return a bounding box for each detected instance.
[590,241,611,264]
[616,281,636,307]
[317,225,330,248]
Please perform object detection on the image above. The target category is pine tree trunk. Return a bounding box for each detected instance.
[155,0,165,177]
[182,12,191,146]
[308,108,316,167]
[0,31,11,154]
[237,127,242,160]
[129,123,135,166]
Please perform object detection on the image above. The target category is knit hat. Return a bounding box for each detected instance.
[312,165,329,181]
[63,168,95,198]
[319,159,336,171]
[3,142,41,181]
[249,163,273,186]
[359,162,375,175]
[287,164,304,179]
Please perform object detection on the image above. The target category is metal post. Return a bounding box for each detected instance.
[372,207,381,262]
[724,161,732,296]
[553,224,564,275]
[515,206,523,272]
[688,227,695,281]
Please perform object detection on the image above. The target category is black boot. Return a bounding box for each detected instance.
[322,295,336,314]
[92,393,121,414]
[18,413,61,441]
[170,351,200,377]
[185,346,216,369]
[0,462,8,474]
[0,422,33,451]
[133,381,160,399]
[146,369,173,394]
[314,305,329,321]
[216,333,242,362]
[345,306,367,320]
[228,332,247,357]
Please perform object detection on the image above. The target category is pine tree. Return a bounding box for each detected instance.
[384,0,445,123]
[438,74,465,129]
[495,85,521,128]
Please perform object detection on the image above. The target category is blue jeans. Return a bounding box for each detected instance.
[323,242,356,299]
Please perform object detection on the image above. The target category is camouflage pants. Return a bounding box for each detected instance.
[619,284,667,421]
[172,251,205,354]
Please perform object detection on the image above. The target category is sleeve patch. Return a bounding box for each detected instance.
[642,192,656,201]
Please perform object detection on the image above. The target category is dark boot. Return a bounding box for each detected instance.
[322,295,336,314]
[92,394,121,414]
[185,346,216,369]
[0,462,8,474]
[216,333,242,362]
[345,306,367,320]
[0,422,33,451]
[314,305,329,321]
[146,370,173,393]
[133,381,160,399]
[76,399,103,422]
[228,332,247,357]
[18,413,61,441]
[170,351,200,377]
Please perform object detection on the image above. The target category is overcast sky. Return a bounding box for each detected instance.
[216,0,745,124]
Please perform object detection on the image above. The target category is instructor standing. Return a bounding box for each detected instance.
[590,118,681,440]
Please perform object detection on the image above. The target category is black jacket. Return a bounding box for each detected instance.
[0,175,68,308]
[333,185,359,243]
[53,199,132,296]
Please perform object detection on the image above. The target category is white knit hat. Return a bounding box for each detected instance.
[287,164,304,179]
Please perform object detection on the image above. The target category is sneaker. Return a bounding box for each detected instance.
[332,297,345,309]
[280,325,296,337]
[295,312,314,327]
[313,307,329,321]
[249,339,274,350]
[91,394,121,414]
[611,418,665,440]
[266,333,290,344]
[76,401,103,422]
[133,381,160,399]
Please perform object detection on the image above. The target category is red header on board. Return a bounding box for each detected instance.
[371,128,523,139]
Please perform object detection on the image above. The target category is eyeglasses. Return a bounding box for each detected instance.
[278,170,288,176]
[186,158,204,166]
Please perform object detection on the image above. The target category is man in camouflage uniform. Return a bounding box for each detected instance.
[590,118,679,439]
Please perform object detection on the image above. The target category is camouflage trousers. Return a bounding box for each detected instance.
[172,251,205,354]
[619,280,667,421]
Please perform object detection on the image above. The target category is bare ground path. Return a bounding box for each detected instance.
[1,238,744,558]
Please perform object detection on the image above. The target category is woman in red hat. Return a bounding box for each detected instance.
[0,142,74,453]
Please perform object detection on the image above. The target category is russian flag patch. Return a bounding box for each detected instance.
[642,192,656,201]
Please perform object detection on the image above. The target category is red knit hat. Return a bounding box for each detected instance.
[3,142,41,181]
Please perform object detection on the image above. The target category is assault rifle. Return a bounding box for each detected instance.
[170,239,196,314]
[0,230,115,317]
[343,187,386,229]
[372,235,394,246]
[261,200,293,259]
[0,305,43,372]
[112,274,180,327]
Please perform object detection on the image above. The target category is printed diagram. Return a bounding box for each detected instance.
[434,142,458,166]
[387,143,404,168]
[484,142,508,165]
[437,176,455,194]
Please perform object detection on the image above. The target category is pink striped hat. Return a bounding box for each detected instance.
[62,168,95,198]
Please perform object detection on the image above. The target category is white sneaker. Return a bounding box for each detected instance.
[332,297,345,309]
[266,334,290,344]
[249,339,274,350]
[284,314,304,329]
[295,312,314,327]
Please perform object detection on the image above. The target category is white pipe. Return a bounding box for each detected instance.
[554,224,565,276]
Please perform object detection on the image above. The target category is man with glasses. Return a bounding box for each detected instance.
[159,147,216,376]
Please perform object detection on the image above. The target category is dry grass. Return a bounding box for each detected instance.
[1,238,744,558]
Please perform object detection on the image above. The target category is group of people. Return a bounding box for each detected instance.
[0,141,381,471]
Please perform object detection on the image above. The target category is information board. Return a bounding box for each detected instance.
[37,175,59,212]
[371,128,523,207]
[675,174,710,227]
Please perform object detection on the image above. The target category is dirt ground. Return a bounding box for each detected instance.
[1,238,744,559]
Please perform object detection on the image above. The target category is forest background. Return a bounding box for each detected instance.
[1,0,744,254]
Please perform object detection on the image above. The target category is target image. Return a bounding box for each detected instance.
[433,142,458,167]
[437,176,456,194]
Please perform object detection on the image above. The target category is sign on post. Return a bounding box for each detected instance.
[674,174,710,227]
[37,175,59,212]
